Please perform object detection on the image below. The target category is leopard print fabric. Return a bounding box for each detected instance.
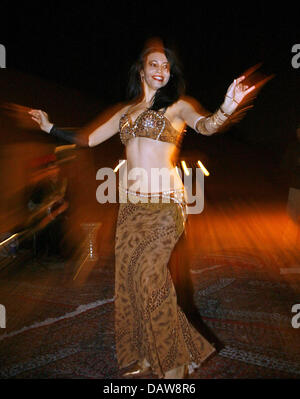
[114,191,216,378]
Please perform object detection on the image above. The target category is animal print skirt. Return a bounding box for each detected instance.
[114,187,216,378]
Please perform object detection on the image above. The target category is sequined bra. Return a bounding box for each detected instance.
[119,108,183,146]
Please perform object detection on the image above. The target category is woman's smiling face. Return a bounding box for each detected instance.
[141,51,170,91]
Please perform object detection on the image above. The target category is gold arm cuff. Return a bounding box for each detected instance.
[195,108,229,135]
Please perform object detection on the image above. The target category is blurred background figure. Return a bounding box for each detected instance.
[26,153,69,262]
[0,102,72,268]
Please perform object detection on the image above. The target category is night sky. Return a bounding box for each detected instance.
[1,1,299,151]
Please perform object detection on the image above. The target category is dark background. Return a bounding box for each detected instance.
[0,1,299,156]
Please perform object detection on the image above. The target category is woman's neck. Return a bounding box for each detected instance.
[142,84,157,104]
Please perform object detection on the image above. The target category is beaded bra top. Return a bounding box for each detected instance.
[119,108,183,147]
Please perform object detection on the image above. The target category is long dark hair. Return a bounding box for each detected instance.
[127,46,185,111]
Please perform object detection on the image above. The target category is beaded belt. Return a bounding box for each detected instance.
[118,185,187,223]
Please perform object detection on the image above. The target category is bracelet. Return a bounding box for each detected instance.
[194,116,205,131]
[226,95,239,105]
[49,125,88,147]
[195,109,227,135]
[219,106,232,118]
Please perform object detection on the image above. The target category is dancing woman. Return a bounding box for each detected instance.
[29,41,255,378]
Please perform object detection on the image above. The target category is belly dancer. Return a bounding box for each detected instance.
[29,39,256,378]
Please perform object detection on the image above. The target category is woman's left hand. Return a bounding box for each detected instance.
[222,76,255,115]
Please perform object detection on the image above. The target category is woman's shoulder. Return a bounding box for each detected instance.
[167,96,203,119]
[103,101,132,120]
[174,96,211,119]
[169,96,197,112]
[176,96,205,110]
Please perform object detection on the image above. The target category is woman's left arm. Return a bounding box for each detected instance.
[180,76,255,136]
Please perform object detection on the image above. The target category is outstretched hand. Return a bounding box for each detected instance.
[28,109,53,133]
[222,75,255,115]
[221,64,274,116]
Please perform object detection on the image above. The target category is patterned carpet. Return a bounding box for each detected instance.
[0,247,299,380]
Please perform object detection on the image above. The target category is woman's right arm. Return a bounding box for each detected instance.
[29,103,129,147]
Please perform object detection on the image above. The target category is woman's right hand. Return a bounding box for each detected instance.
[28,109,54,133]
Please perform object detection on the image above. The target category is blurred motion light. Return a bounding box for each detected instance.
[181,160,190,176]
[197,160,210,176]
[114,160,126,173]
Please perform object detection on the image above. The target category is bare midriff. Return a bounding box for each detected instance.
[121,136,184,193]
